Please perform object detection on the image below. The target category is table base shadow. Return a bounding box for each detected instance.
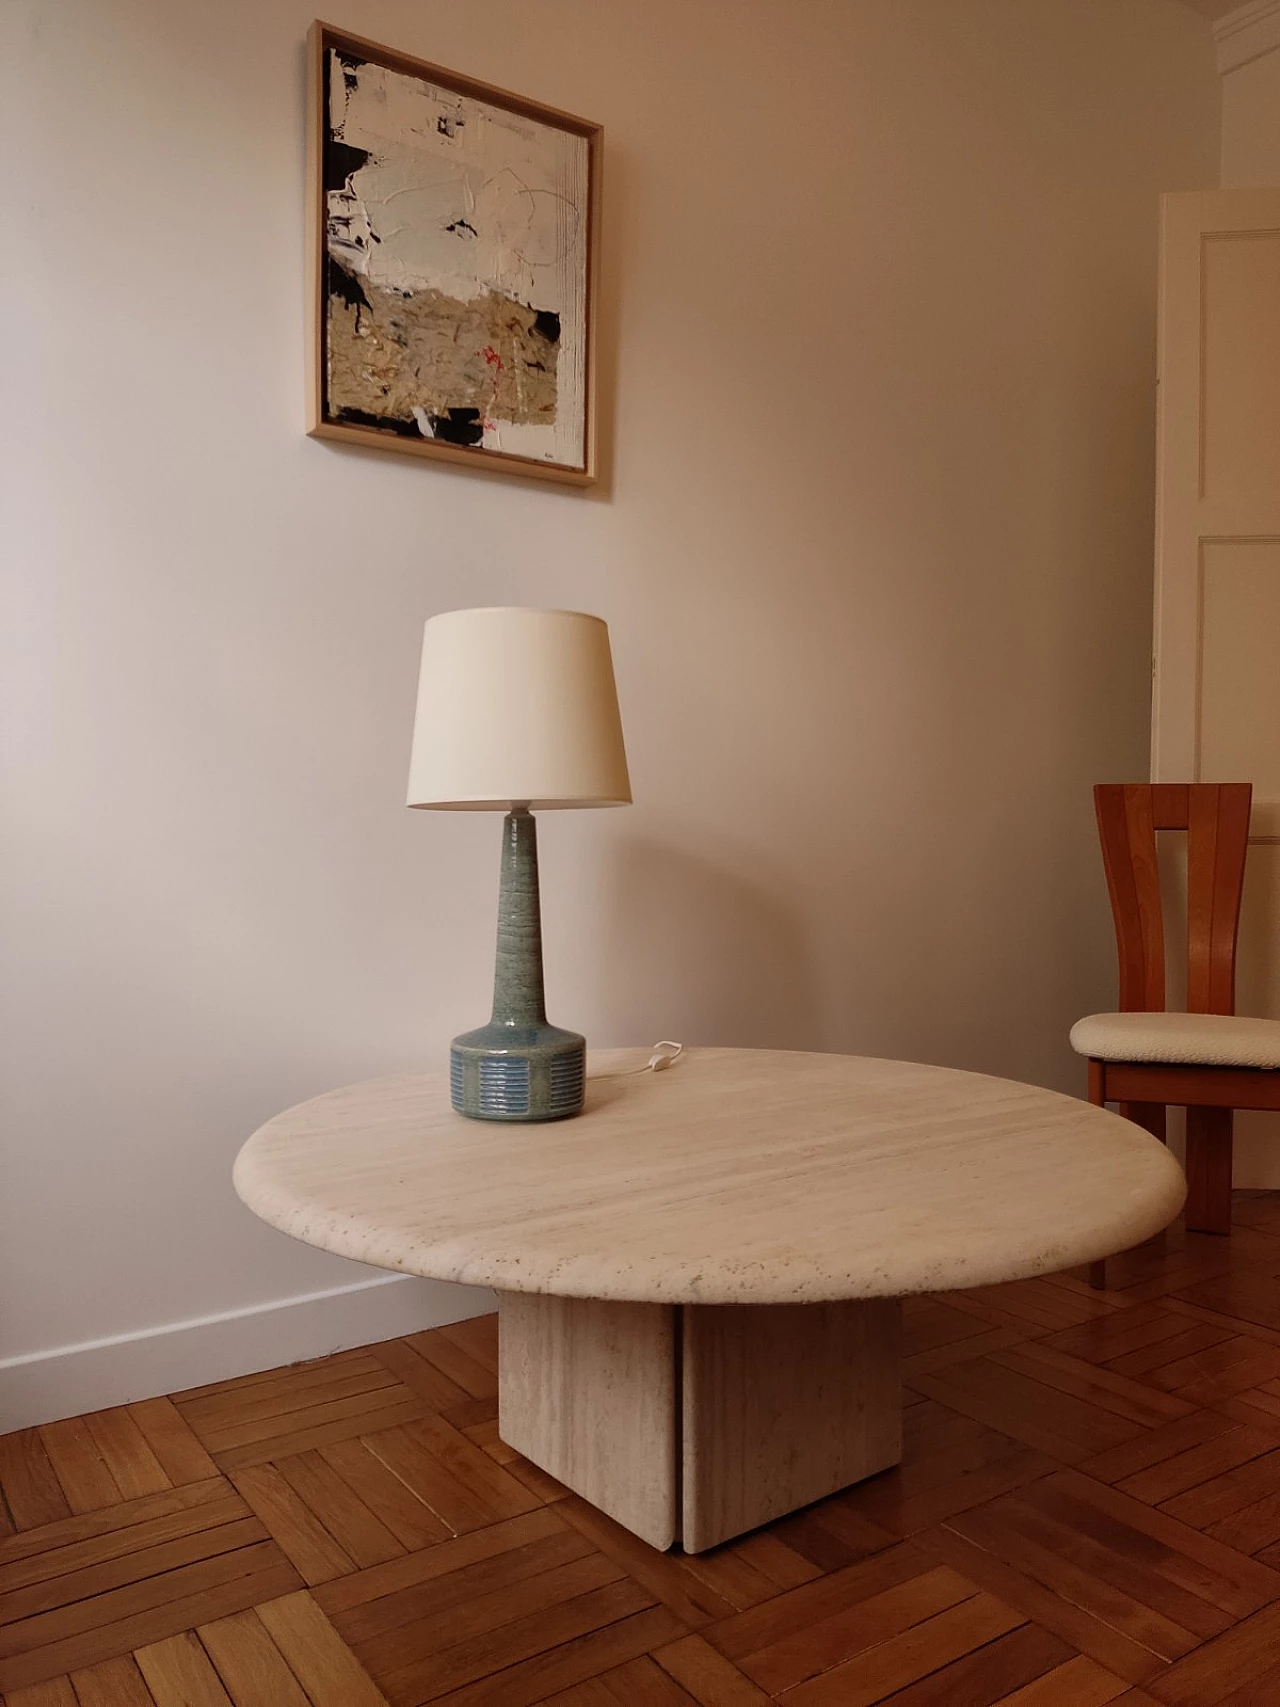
[498,1293,902,1552]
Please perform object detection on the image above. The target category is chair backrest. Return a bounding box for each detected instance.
[1093,783,1252,1015]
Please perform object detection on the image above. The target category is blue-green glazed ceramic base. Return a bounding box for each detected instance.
[452,808,586,1122]
[450,1023,586,1122]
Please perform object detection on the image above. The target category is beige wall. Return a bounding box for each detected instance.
[0,0,1219,1420]
[1221,47,1280,184]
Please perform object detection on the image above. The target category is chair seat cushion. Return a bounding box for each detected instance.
[1070,1011,1280,1069]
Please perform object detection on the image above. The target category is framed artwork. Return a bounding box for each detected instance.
[307,22,601,485]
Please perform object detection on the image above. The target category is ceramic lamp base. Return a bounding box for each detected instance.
[451,1024,586,1122]
[453,806,587,1122]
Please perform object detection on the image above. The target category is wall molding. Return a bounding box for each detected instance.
[1215,0,1280,74]
[0,1274,495,1433]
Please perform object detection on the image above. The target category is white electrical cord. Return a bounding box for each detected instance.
[590,1040,685,1080]
[646,1040,684,1072]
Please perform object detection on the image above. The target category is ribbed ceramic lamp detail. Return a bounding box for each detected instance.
[407,608,631,1121]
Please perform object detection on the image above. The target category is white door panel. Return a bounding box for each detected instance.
[1153,189,1280,1187]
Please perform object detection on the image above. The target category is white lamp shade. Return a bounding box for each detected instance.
[406,608,632,810]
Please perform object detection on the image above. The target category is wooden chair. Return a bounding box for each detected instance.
[1071,783,1280,1265]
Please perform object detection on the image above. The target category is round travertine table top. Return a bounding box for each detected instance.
[233,1047,1185,1306]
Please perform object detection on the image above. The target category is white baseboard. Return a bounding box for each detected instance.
[0,1274,496,1433]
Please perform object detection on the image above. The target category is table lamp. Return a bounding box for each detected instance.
[407,607,631,1121]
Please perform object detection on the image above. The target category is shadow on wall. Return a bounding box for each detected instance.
[594,835,818,1051]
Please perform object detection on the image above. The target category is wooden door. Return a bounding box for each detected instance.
[1152,189,1280,1186]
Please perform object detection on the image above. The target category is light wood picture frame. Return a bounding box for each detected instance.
[307,22,601,485]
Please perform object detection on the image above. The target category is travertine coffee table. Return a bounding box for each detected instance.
[233,1048,1184,1552]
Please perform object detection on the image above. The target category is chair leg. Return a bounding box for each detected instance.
[1185,1106,1233,1235]
[1087,1062,1117,1290]
[1118,1103,1167,1144]
[1087,1062,1108,1289]
[1121,1105,1170,1250]
[1090,1096,1168,1289]
[1087,1058,1105,1107]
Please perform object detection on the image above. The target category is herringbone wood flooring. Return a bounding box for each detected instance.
[11,1199,1280,1703]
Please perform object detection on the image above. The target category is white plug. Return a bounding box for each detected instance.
[647,1040,684,1072]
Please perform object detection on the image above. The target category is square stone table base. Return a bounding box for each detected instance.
[497,1293,902,1553]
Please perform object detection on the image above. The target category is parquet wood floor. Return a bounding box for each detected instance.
[10,1197,1280,1704]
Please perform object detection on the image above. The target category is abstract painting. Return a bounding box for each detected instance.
[307,24,600,484]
